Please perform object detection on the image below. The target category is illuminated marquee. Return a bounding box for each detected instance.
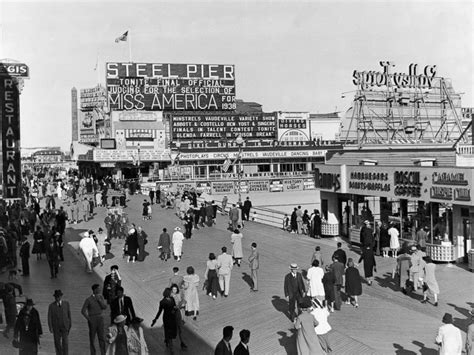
[106,63,236,111]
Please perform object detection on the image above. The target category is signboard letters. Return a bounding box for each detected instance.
[106,63,236,111]
[170,112,276,139]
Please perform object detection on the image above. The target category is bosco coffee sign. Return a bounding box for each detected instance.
[106,63,235,111]
[170,112,276,140]
[353,62,437,90]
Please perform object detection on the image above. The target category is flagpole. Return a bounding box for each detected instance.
[96,53,100,84]
[128,30,132,62]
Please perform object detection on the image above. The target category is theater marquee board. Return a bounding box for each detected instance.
[106,63,235,111]
[169,112,276,140]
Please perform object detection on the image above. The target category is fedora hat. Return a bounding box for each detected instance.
[25,298,35,306]
[174,226,181,231]
[289,263,299,270]
[114,315,127,324]
[53,290,63,298]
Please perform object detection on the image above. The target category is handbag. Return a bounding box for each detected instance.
[422,282,429,292]
[12,339,20,348]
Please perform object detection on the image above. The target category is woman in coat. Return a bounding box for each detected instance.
[396,246,412,293]
[421,256,440,306]
[106,315,129,355]
[32,226,45,260]
[294,296,324,355]
[136,227,147,262]
[358,245,376,285]
[170,285,187,350]
[306,259,325,301]
[231,229,243,267]
[183,266,200,320]
[158,228,171,262]
[322,267,335,313]
[13,299,42,355]
[345,258,362,307]
[379,223,391,258]
[151,288,177,349]
[290,208,298,234]
[126,228,139,263]
[126,317,149,355]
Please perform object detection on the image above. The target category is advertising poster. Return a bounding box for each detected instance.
[248,180,269,192]
[170,112,276,140]
[303,178,315,190]
[106,62,236,111]
[196,182,211,194]
[235,180,249,194]
[211,181,235,195]
[270,180,284,192]
[176,181,196,191]
[283,179,303,191]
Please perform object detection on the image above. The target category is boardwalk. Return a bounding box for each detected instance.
[1,194,472,354]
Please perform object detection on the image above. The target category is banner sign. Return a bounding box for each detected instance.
[92,148,327,162]
[1,77,21,198]
[80,85,107,110]
[248,180,269,192]
[118,111,160,121]
[235,181,249,194]
[270,180,283,192]
[106,62,236,111]
[176,182,196,191]
[211,181,235,195]
[0,63,29,78]
[170,112,276,140]
[303,178,315,190]
[196,182,211,194]
[79,134,99,144]
[283,178,303,191]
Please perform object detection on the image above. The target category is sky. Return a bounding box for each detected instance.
[1,0,472,150]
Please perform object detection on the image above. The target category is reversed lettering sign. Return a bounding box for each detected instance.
[106,63,235,111]
[0,63,29,78]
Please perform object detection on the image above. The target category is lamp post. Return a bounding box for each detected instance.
[137,143,141,182]
[175,141,181,181]
[235,134,244,203]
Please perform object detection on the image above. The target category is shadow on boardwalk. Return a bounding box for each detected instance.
[393,340,438,355]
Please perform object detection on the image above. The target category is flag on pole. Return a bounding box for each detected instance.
[222,158,231,172]
[115,31,128,43]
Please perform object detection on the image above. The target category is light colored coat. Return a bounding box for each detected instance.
[231,232,243,259]
[436,323,462,355]
[217,252,233,275]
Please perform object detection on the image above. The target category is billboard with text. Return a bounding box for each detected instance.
[170,112,276,140]
[106,63,235,111]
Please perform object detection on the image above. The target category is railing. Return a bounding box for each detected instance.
[456,145,474,155]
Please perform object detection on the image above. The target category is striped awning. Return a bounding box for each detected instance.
[125,129,156,139]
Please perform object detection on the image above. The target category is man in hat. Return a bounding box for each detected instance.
[107,315,128,353]
[436,313,462,354]
[284,263,306,321]
[19,236,30,276]
[332,242,347,267]
[217,246,234,297]
[415,226,429,252]
[248,242,259,292]
[81,284,107,355]
[409,245,423,291]
[172,226,185,261]
[48,289,71,355]
[103,265,122,304]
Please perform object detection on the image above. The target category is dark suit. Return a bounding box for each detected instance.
[48,300,71,355]
[330,261,345,310]
[110,295,135,325]
[234,342,250,355]
[283,272,306,320]
[332,248,347,266]
[248,249,259,291]
[215,339,233,355]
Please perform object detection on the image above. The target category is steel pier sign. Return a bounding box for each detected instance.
[106,63,236,111]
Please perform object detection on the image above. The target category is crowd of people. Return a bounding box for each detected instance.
[1,170,472,355]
